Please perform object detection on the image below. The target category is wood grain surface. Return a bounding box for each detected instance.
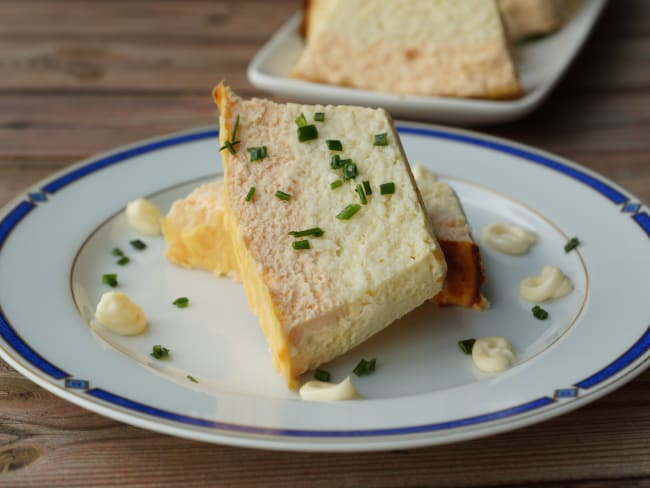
[0,0,649,486]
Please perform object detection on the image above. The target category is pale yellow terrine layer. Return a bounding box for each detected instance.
[212,83,446,388]
[293,0,522,99]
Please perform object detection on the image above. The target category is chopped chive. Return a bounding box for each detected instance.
[295,112,308,127]
[342,161,358,180]
[288,227,324,238]
[564,237,580,253]
[326,139,343,151]
[130,239,147,250]
[330,154,343,169]
[231,114,240,141]
[532,305,549,320]
[379,182,395,195]
[330,179,343,190]
[173,297,190,308]
[275,190,291,201]
[244,187,256,202]
[112,248,124,257]
[102,273,118,287]
[247,145,267,162]
[373,133,388,146]
[363,180,372,195]
[292,239,310,250]
[458,338,476,355]
[151,345,170,360]
[355,184,368,205]
[219,139,240,155]
[297,124,318,142]
[116,256,130,266]
[353,358,376,376]
[187,375,198,383]
[336,204,361,220]
[313,112,325,122]
[314,369,331,382]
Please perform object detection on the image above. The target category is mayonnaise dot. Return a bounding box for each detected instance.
[299,376,361,402]
[520,265,573,302]
[126,198,162,236]
[472,336,516,373]
[482,223,537,255]
[95,291,148,335]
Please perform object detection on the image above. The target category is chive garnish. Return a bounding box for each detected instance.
[373,133,388,146]
[363,180,372,195]
[116,256,130,266]
[330,179,343,190]
[326,139,343,151]
[314,112,325,122]
[342,161,358,180]
[219,114,241,154]
[532,305,549,320]
[151,345,170,360]
[173,297,189,308]
[297,124,318,142]
[355,184,368,205]
[112,248,124,257]
[102,273,118,287]
[458,338,476,355]
[564,237,580,253]
[231,114,240,141]
[292,240,310,250]
[130,239,147,250]
[219,139,240,155]
[379,182,395,195]
[275,190,291,201]
[187,375,198,383]
[245,186,256,202]
[295,112,308,127]
[336,204,361,220]
[353,358,376,376]
[288,227,324,238]
[314,369,331,382]
[330,155,343,169]
[247,146,267,162]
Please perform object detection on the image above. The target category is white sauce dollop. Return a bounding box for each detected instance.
[95,291,148,335]
[126,198,162,236]
[520,265,573,302]
[472,336,516,373]
[482,223,537,255]
[299,376,360,402]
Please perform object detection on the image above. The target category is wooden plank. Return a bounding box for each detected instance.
[0,40,257,92]
[0,0,299,41]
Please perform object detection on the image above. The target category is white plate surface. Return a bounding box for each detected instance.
[0,123,648,452]
[248,1,607,124]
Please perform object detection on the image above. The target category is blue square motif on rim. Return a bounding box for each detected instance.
[554,388,578,399]
[65,378,89,390]
[622,202,641,214]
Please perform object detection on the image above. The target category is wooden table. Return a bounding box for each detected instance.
[1,1,648,485]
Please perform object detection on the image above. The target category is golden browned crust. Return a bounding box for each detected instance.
[299,0,311,38]
[432,240,488,310]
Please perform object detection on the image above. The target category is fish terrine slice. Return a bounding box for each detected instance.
[163,168,486,308]
[213,83,446,388]
[293,0,522,99]
[412,165,488,310]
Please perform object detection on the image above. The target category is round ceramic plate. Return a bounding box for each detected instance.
[0,123,648,452]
